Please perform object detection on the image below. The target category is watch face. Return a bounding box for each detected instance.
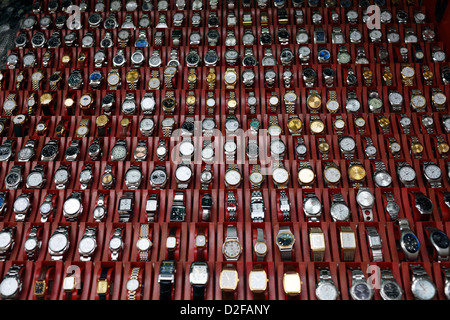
[137,237,152,251]
[119,198,133,211]
[225,119,239,132]
[338,52,351,64]
[224,71,237,83]
[68,73,82,87]
[277,231,294,247]
[298,167,315,184]
[380,281,402,300]
[150,169,167,185]
[431,231,450,249]
[54,169,69,182]
[316,282,339,300]
[357,191,375,207]
[402,233,420,253]
[5,172,20,186]
[26,172,43,188]
[126,279,140,292]
[0,277,19,298]
[374,171,393,187]
[175,166,192,182]
[79,237,96,254]
[223,239,241,259]
[225,169,241,186]
[63,198,81,216]
[109,236,122,250]
[49,233,68,252]
[339,137,356,152]
[186,53,200,65]
[324,167,341,184]
[0,231,12,248]
[346,98,361,112]
[424,165,442,180]
[331,202,350,221]
[40,201,53,215]
[351,282,373,300]
[304,197,321,215]
[270,140,286,155]
[24,237,37,251]
[190,264,209,285]
[125,168,142,184]
[111,145,127,160]
[412,279,436,300]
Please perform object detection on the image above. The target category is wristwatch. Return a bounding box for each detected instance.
[303,193,322,222]
[373,161,393,188]
[222,226,242,261]
[24,226,42,261]
[145,194,159,222]
[0,192,8,218]
[4,165,23,190]
[220,264,239,300]
[189,262,209,301]
[348,161,366,188]
[409,264,437,300]
[54,164,71,189]
[338,136,356,159]
[339,226,356,261]
[349,269,374,300]
[297,161,315,188]
[109,228,124,261]
[423,161,442,188]
[424,226,450,262]
[124,165,143,190]
[200,194,213,222]
[149,165,168,189]
[0,265,24,300]
[250,191,265,223]
[330,193,350,222]
[315,267,339,300]
[397,219,420,261]
[169,191,186,222]
[118,192,134,222]
[136,224,152,262]
[254,228,268,261]
[175,163,192,189]
[78,227,97,261]
[0,227,15,261]
[276,226,295,261]
[366,227,383,262]
[48,226,70,261]
[126,267,143,301]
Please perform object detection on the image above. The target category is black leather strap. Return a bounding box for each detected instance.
[192,284,205,301]
[13,123,24,137]
[159,280,173,300]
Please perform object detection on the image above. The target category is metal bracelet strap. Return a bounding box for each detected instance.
[285,91,296,114]
[385,192,399,220]
[351,269,366,282]
[227,191,237,221]
[410,265,430,281]
[400,114,410,133]
[318,138,328,160]
[4,94,16,116]
[127,267,140,300]
[422,65,433,85]
[384,66,392,86]
[279,191,290,221]
[318,268,333,282]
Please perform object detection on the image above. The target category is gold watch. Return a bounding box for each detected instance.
[286,115,302,135]
[297,161,316,188]
[347,161,366,188]
[224,68,238,89]
[400,64,415,86]
[307,90,322,113]
[310,115,325,135]
[75,118,90,137]
[206,68,215,90]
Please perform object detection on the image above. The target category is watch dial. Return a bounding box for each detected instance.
[223,240,241,259]
[109,237,122,250]
[190,265,208,284]
[49,233,68,252]
[424,165,442,180]
[24,238,37,251]
[277,232,294,246]
[119,198,132,211]
[330,203,350,221]
[324,168,341,183]
[352,283,372,300]
[79,237,96,253]
[93,206,105,220]
[111,145,127,160]
[150,169,167,185]
[225,169,241,185]
[413,279,436,300]
[126,169,142,184]
[6,173,20,186]
[317,282,339,300]
[0,232,11,248]
[40,202,52,215]
[26,172,43,188]
[0,278,19,297]
[175,166,192,182]
[403,233,420,253]
[126,279,140,292]
[357,191,375,207]
[339,137,356,151]
[54,169,69,182]
[63,198,81,215]
[431,231,450,248]
[273,168,289,184]
[416,196,433,212]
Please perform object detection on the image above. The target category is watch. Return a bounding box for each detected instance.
[309,227,326,261]
[54,164,71,189]
[339,226,356,261]
[0,227,15,261]
[110,140,128,161]
[136,224,153,262]
[0,265,24,300]
[4,165,23,190]
[88,138,103,161]
[276,226,295,261]
[118,192,134,222]
[349,269,374,300]
[170,191,186,222]
[303,193,322,222]
[397,219,420,261]
[250,191,265,222]
[92,193,108,222]
[125,165,143,190]
[366,227,383,262]
[24,226,42,262]
[189,262,209,301]
[379,269,403,301]
[149,165,168,189]
[126,267,143,301]
[315,267,339,300]
[373,161,393,188]
[200,193,213,222]
[48,226,70,261]
[109,227,124,261]
[226,191,238,221]
[63,192,83,222]
[297,161,315,188]
[410,264,437,300]
[283,266,301,300]
[175,163,192,189]
[133,140,148,161]
[330,193,350,222]
[254,228,268,261]
[78,227,97,261]
[323,162,341,188]
[222,226,242,261]
[424,226,450,262]
[423,161,442,188]
[220,264,239,300]
[338,136,356,159]
[348,161,366,188]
